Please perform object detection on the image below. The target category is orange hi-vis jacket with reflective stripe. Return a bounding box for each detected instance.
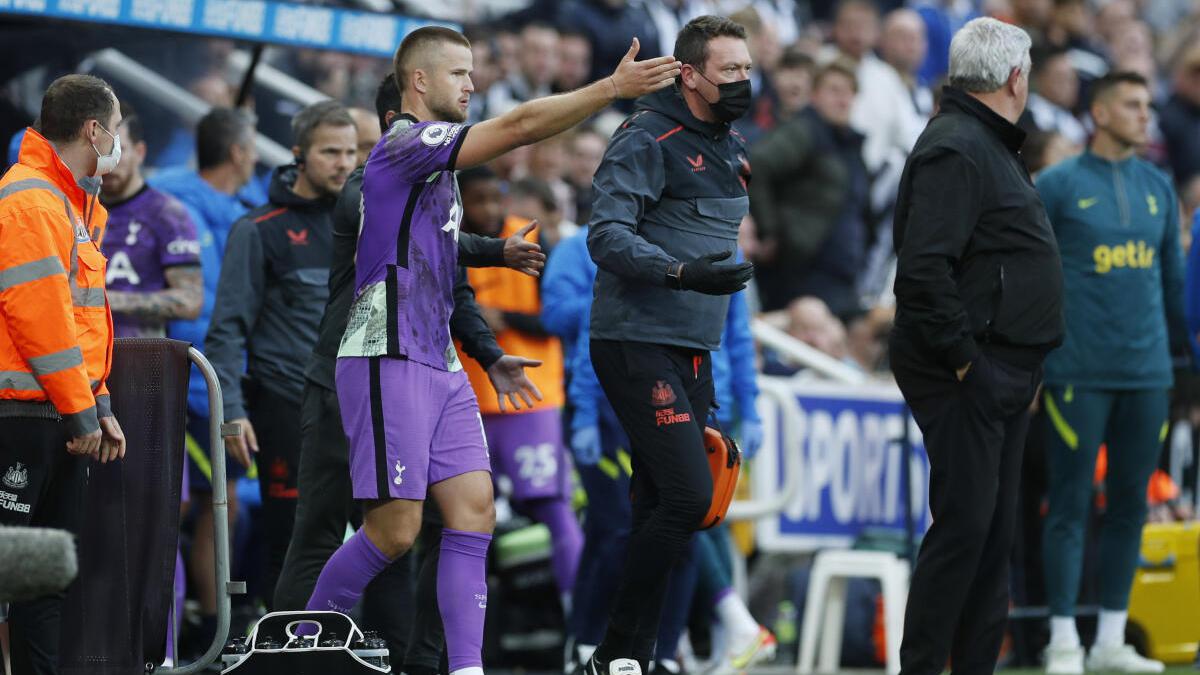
[458,216,564,416]
[0,128,113,437]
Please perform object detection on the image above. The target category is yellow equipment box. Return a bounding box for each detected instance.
[1127,521,1200,664]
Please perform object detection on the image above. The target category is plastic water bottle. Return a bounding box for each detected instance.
[221,637,249,669]
[256,636,283,651]
[319,632,343,648]
[352,631,391,670]
[285,635,315,649]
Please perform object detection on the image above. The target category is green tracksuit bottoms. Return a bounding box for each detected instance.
[1041,385,1168,616]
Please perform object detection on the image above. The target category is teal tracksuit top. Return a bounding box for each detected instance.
[1036,150,1185,389]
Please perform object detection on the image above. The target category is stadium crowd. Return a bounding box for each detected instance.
[2,0,1200,673]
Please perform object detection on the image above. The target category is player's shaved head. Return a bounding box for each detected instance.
[394,26,472,92]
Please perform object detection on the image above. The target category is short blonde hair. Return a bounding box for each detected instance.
[394,26,472,92]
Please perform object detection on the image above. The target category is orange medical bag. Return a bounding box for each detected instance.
[701,413,742,529]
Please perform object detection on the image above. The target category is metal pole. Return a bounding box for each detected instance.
[227,49,329,107]
[159,348,241,675]
[169,593,178,667]
[235,45,265,109]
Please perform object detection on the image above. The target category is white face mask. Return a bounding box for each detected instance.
[92,123,121,177]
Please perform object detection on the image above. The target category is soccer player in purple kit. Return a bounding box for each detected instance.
[302,25,680,675]
[99,103,203,337]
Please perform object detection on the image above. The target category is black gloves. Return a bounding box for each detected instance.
[667,251,754,295]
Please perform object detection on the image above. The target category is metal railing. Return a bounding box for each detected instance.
[160,348,243,674]
[751,318,867,385]
[725,321,869,525]
[87,49,293,168]
[722,375,806,599]
[226,49,329,108]
[725,376,803,523]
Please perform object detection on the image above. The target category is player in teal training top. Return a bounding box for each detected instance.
[1035,71,1185,675]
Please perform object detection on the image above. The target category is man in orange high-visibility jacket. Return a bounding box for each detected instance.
[0,74,127,675]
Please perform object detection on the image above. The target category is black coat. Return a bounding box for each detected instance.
[207,166,338,420]
[892,87,1064,370]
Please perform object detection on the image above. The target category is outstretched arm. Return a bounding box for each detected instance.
[456,38,679,169]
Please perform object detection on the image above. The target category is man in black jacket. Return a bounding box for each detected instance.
[890,18,1063,674]
[207,100,358,611]
[584,16,759,675]
[270,76,545,668]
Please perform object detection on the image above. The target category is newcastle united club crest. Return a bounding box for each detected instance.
[3,462,29,490]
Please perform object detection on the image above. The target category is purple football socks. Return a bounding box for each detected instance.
[439,528,492,672]
[302,529,392,632]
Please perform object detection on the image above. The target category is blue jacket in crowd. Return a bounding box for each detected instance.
[150,166,260,417]
[913,1,978,87]
[6,128,23,171]
[541,227,594,367]
[711,274,761,432]
[539,227,616,433]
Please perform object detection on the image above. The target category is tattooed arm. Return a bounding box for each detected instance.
[107,265,203,320]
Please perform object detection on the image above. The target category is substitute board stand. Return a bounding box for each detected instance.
[222,611,389,675]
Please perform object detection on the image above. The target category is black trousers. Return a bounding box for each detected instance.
[247,384,301,613]
[890,335,1042,675]
[590,339,714,669]
[0,417,84,675]
[273,382,443,668]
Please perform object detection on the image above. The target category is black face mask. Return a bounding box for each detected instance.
[698,71,752,122]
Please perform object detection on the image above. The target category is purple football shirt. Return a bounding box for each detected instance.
[338,116,470,371]
[101,186,201,338]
